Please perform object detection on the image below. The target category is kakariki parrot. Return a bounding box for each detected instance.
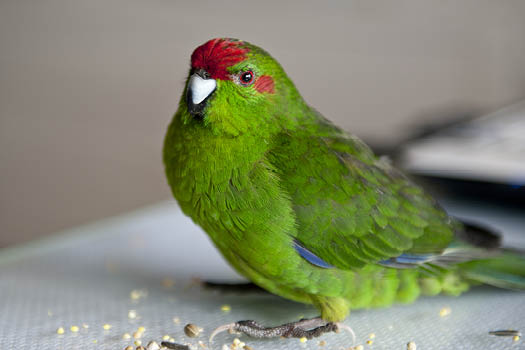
[163,38,525,341]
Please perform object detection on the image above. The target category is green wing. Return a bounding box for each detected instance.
[268,113,457,270]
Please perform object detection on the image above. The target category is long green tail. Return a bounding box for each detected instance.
[459,250,525,290]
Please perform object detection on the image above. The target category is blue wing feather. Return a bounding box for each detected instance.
[293,239,335,269]
[379,253,434,268]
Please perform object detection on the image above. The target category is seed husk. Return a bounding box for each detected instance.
[160,341,190,350]
[184,323,202,338]
[489,330,521,337]
[147,341,161,350]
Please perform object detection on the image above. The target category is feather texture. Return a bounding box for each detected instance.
[164,38,525,322]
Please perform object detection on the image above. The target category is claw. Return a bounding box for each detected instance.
[208,319,355,346]
[209,323,237,344]
[334,322,356,344]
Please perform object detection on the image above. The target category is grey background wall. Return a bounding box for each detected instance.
[1,0,524,247]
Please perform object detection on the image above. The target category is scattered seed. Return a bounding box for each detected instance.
[135,340,142,346]
[220,305,231,312]
[231,338,245,349]
[128,310,138,319]
[299,337,307,343]
[221,345,229,350]
[184,323,202,338]
[147,341,161,350]
[131,290,141,300]
[103,323,112,330]
[439,307,451,317]
[198,340,207,348]
[162,278,175,288]
[92,340,98,344]
[47,310,53,317]
[228,328,240,335]
[134,327,146,339]
[123,333,131,340]
[160,341,190,350]
[173,317,181,324]
[513,335,520,342]
[125,346,133,350]
[56,327,65,335]
[243,346,253,350]
[489,330,521,337]
[82,323,89,329]
[366,340,373,345]
[70,325,79,333]
[130,289,148,300]
[407,341,416,350]
[162,335,170,341]
[368,333,375,339]
[319,340,326,346]
[354,345,364,350]
[169,338,175,343]
[137,346,146,350]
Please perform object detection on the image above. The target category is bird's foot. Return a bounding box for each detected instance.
[209,316,355,344]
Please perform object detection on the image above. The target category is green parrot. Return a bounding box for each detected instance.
[163,38,525,340]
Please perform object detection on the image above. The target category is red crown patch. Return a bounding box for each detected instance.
[191,38,249,80]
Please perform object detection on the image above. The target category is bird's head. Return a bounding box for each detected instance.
[180,38,303,136]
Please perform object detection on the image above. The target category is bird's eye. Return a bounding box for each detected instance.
[239,71,254,85]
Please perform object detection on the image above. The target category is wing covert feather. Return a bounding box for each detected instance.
[268,116,456,270]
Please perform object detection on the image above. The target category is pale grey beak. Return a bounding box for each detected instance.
[188,74,216,105]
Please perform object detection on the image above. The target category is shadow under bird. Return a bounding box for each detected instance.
[163,38,525,342]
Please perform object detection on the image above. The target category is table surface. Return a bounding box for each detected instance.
[1,198,524,350]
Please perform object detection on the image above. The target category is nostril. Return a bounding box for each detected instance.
[195,69,211,80]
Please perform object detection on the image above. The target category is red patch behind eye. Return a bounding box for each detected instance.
[254,75,275,93]
[191,38,249,80]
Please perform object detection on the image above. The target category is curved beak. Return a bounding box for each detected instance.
[186,72,216,118]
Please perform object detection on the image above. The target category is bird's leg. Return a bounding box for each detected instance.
[210,316,355,343]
